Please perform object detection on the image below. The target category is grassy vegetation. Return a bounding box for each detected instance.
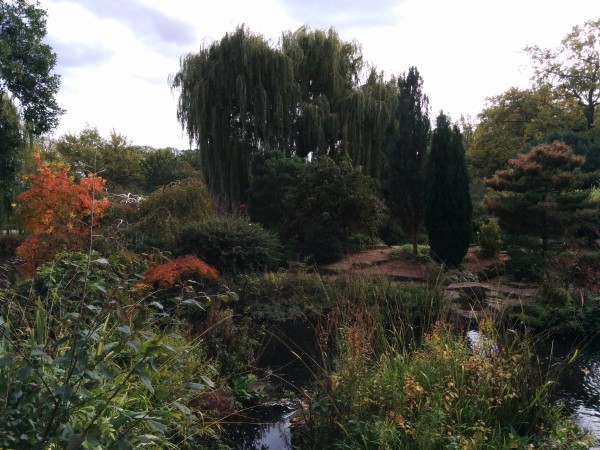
[293,276,594,449]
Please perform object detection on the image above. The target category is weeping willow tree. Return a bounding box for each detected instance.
[171,26,297,203]
[339,70,398,179]
[281,26,362,158]
[172,25,398,202]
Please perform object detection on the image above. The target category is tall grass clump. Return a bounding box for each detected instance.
[297,276,591,449]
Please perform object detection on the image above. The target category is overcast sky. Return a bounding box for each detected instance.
[38,0,600,149]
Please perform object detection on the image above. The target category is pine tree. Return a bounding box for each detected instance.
[485,141,597,250]
[424,113,473,268]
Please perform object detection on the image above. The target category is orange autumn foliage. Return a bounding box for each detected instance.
[140,255,220,288]
[16,155,110,276]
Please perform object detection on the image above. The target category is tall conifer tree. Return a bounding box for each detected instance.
[424,113,472,268]
[385,67,430,255]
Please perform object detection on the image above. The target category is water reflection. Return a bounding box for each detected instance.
[552,336,600,443]
[224,402,297,450]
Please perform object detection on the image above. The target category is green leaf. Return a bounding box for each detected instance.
[185,382,205,391]
[0,356,14,367]
[149,301,164,310]
[30,348,46,357]
[138,434,161,443]
[201,375,215,388]
[172,401,191,415]
[146,419,167,434]
[117,325,131,334]
[94,258,109,265]
[127,341,139,353]
[140,375,154,393]
[91,281,107,293]
[181,299,204,309]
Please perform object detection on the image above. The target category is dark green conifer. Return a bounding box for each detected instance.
[424,113,473,267]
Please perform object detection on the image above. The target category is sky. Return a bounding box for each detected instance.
[38,0,600,149]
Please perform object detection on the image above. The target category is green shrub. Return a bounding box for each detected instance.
[389,243,431,263]
[506,251,547,281]
[344,233,384,253]
[283,155,383,244]
[237,271,328,322]
[129,179,213,250]
[301,224,343,264]
[0,257,222,448]
[478,220,502,257]
[176,217,284,274]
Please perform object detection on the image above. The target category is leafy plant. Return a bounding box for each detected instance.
[176,217,284,275]
[129,178,213,250]
[477,220,502,257]
[15,155,109,275]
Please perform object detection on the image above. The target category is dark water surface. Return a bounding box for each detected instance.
[550,336,600,445]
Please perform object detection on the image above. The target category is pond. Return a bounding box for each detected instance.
[548,335,600,445]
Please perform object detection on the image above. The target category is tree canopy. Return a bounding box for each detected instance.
[525,19,600,129]
[171,26,397,203]
[0,0,62,135]
[467,86,585,179]
[485,141,597,250]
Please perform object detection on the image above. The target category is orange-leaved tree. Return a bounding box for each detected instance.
[139,255,219,288]
[16,155,109,275]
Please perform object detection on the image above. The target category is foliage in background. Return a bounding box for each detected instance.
[129,178,213,250]
[0,0,63,135]
[140,147,191,192]
[282,155,382,256]
[526,18,600,129]
[15,156,109,275]
[171,26,399,203]
[467,86,585,179]
[247,151,306,231]
[176,217,284,275]
[0,95,24,230]
[53,127,145,193]
[424,113,472,268]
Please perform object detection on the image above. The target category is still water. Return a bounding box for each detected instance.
[551,336,600,444]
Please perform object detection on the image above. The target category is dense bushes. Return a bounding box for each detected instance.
[247,153,382,263]
[176,217,284,274]
[129,178,213,250]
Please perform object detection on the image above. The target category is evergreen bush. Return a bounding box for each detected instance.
[478,220,502,257]
[176,217,284,274]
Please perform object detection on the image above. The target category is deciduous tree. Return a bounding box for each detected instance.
[0,0,63,135]
[15,156,109,275]
[171,26,398,203]
[525,19,600,129]
[468,86,585,179]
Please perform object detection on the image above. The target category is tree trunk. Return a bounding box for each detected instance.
[411,223,418,256]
